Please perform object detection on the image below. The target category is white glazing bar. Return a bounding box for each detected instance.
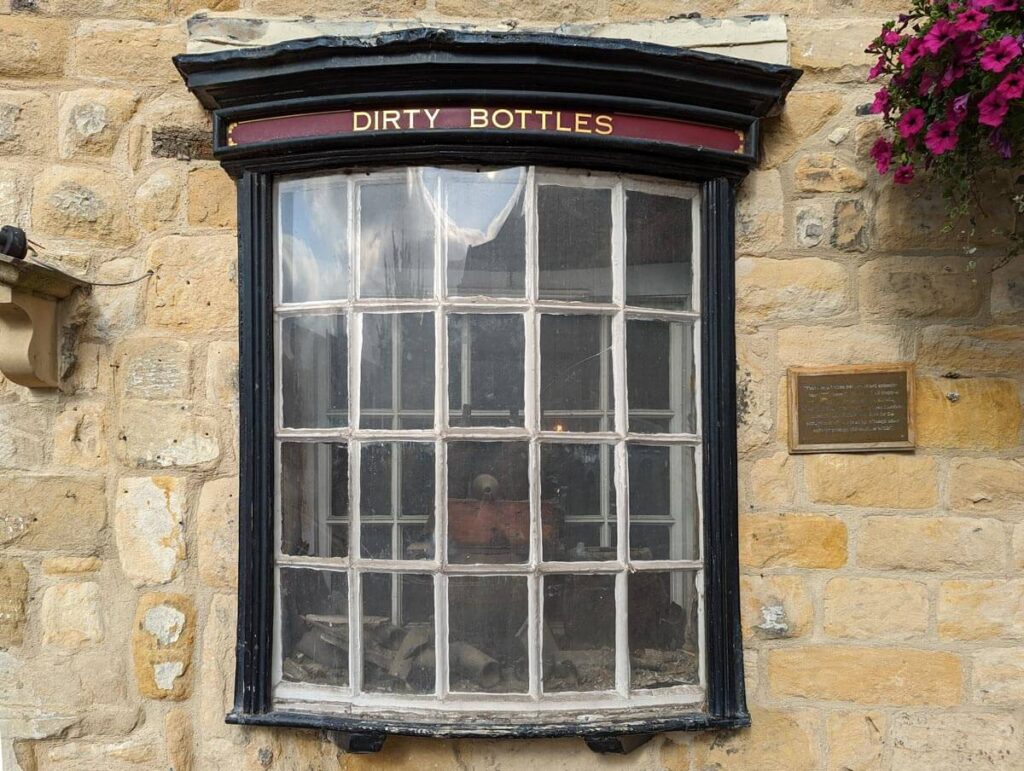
[614,569,629,697]
[432,172,449,701]
[271,564,284,691]
[437,573,450,698]
[275,299,699,319]
[528,571,541,699]
[349,567,362,695]
[697,567,707,690]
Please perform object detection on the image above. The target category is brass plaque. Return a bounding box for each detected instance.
[788,364,915,453]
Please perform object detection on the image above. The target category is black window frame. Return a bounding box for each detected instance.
[176,28,799,750]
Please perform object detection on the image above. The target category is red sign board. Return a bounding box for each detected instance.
[226,106,745,154]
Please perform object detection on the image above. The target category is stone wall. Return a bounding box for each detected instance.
[0,1,1022,770]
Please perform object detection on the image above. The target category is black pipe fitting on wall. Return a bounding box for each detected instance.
[0,225,28,261]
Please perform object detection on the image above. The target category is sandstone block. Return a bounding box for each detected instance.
[87,258,145,339]
[768,646,961,705]
[795,205,826,247]
[0,90,53,156]
[890,712,1021,770]
[118,402,220,469]
[858,516,1004,572]
[0,168,25,226]
[0,476,106,553]
[166,707,194,771]
[950,457,1024,514]
[145,235,238,331]
[197,477,238,589]
[57,88,137,159]
[827,711,886,771]
[53,402,107,469]
[790,20,885,81]
[71,22,185,84]
[915,377,1021,450]
[199,593,239,751]
[32,165,133,245]
[115,337,191,399]
[938,580,1024,640]
[0,560,28,648]
[736,169,783,256]
[972,648,1024,705]
[736,257,848,322]
[794,154,866,193]
[805,454,937,509]
[41,581,104,650]
[748,452,795,508]
[823,577,928,640]
[42,556,101,575]
[776,324,911,366]
[919,324,1024,376]
[436,0,593,20]
[0,17,69,78]
[114,476,186,586]
[740,513,847,569]
[859,256,982,320]
[741,574,812,640]
[688,707,820,771]
[132,592,195,700]
[252,0,425,14]
[32,0,172,20]
[992,256,1024,317]
[1015,523,1024,570]
[187,166,237,229]
[832,198,869,251]
[761,90,843,168]
[0,403,50,469]
[134,166,183,231]
[206,340,238,405]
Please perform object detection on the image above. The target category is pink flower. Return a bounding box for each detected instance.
[952,93,971,118]
[987,0,1018,10]
[953,33,983,61]
[924,120,959,155]
[870,88,891,114]
[990,130,1013,159]
[978,88,1011,126]
[980,36,1022,73]
[868,55,886,80]
[924,19,957,54]
[870,136,894,174]
[997,69,1024,99]
[898,107,927,138]
[893,165,915,184]
[954,9,988,32]
[918,72,937,96]
[882,30,902,46]
[940,63,966,88]
[900,37,925,67]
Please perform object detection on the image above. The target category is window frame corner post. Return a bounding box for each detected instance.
[699,176,747,725]
[235,169,277,718]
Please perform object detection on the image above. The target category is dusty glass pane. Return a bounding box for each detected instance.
[628,444,699,561]
[360,442,435,560]
[543,574,616,692]
[448,314,525,427]
[277,175,350,304]
[359,177,434,298]
[627,318,696,434]
[280,442,348,558]
[540,443,616,561]
[428,167,527,298]
[537,184,613,302]
[540,314,614,432]
[281,315,348,428]
[360,313,435,429]
[625,191,693,310]
[280,568,349,687]
[362,572,435,694]
[449,575,528,693]
[447,441,530,564]
[629,570,699,688]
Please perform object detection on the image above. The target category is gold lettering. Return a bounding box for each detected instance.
[555,111,572,132]
[403,108,420,128]
[424,107,440,129]
[594,114,614,135]
[491,109,514,129]
[353,111,372,132]
[382,110,401,130]
[470,108,489,128]
[514,109,531,129]
[535,110,553,131]
[574,112,593,134]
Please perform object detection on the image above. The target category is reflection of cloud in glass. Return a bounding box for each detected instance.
[277,175,349,303]
[359,171,434,298]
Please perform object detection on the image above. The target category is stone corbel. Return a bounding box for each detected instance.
[0,255,88,388]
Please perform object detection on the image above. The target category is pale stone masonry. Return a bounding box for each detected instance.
[0,1,1022,769]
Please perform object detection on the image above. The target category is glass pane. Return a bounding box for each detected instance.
[449,575,528,693]
[359,177,434,298]
[540,443,615,561]
[281,315,348,428]
[362,573,435,694]
[280,442,348,558]
[538,184,613,302]
[360,313,435,429]
[625,191,693,310]
[277,175,350,304]
[629,570,699,688]
[627,318,696,434]
[280,567,348,687]
[540,314,613,432]
[543,574,616,692]
[447,441,530,564]
[448,314,524,427]
[428,167,526,298]
[360,442,435,560]
[628,444,699,561]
